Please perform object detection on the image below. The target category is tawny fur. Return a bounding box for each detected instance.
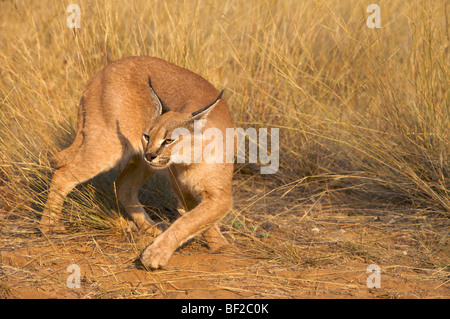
[42,56,234,269]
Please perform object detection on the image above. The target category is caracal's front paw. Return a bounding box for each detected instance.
[203,225,231,252]
[39,215,65,234]
[139,220,169,237]
[140,243,173,270]
[205,236,231,253]
[132,214,169,237]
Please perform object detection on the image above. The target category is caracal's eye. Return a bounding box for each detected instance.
[142,133,150,144]
[163,138,176,146]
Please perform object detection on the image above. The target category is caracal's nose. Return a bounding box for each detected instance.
[145,153,157,162]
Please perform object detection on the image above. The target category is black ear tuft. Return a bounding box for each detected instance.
[148,76,171,115]
[191,90,224,118]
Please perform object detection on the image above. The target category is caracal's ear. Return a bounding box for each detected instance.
[148,76,171,116]
[183,90,223,133]
[190,90,223,121]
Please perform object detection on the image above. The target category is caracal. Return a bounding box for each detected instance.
[42,56,234,269]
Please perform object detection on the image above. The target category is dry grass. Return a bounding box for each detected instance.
[0,0,449,298]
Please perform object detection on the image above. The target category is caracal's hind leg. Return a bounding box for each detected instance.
[116,156,167,236]
[41,144,124,232]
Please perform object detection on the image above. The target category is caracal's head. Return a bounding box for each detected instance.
[142,76,223,169]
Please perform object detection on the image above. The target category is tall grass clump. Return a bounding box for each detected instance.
[222,0,449,215]
[0,0,448,234]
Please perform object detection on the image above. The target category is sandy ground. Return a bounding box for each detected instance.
[1,174,448,299]
[1,216,448,299]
